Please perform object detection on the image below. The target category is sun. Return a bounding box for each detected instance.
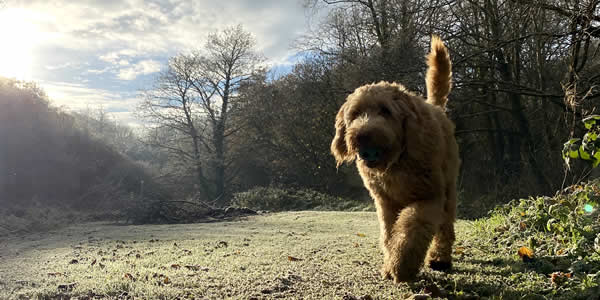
[0,8,39,80]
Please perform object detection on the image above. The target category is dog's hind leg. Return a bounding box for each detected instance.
[383,200,443,282]
[427,175,457,270]
[426,221,455,270]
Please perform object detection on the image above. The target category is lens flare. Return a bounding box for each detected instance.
[584,204,594,213]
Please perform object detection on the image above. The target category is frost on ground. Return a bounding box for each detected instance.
[0,211,596,299]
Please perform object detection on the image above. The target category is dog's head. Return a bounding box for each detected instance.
[331,82,417,171]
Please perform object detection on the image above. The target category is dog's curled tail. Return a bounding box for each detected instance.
[425,35,452,108]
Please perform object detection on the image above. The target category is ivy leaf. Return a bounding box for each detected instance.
[582,115,600,130]
[592,149,600,167]
[579,145,591,160]
[562,138,581,160]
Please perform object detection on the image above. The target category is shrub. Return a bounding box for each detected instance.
[0,205,106,237]
[231,186,372,212]
[475,179,600,277]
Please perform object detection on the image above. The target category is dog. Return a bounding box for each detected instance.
[330,36,459,282]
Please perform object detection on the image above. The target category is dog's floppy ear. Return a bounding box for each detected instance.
[331,102,351,167]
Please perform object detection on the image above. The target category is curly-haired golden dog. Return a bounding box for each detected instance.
[331,36,459,282]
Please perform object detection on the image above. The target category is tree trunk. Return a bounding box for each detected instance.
[213,76,231,206]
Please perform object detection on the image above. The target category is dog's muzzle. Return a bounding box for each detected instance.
[358,146,383,168]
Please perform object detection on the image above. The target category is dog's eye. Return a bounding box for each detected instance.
[380,105,391,117]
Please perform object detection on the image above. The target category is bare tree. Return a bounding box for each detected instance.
[299,0,434,90]
[193,25,265,204]
[138,25,263,206]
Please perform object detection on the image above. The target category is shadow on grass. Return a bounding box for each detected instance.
[414,255,600,300]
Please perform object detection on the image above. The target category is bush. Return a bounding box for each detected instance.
[474,179,600,279]
[494,183,599,257]
[231,186,373,212]
[0,204,114,237]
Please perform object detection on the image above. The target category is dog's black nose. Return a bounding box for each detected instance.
[356,134,371,146]
[359,147,381,163]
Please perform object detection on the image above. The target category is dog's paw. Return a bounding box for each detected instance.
[381,263,415,283]
[428,260,452,271]
[380,267,392,280]
[391,271,415,283]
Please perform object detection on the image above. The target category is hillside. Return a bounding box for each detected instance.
[0,78,166,235]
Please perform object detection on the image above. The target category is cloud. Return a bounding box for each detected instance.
[7,0,320,128]
[22,0,309,65]
[42,81,128,108]
[99,49,141,64]
[99,52,120,64]
[109,111,145,128]
[87,66,113,74]
[41,80,143,127]
[117,59,162,80]
[45,62,74,71]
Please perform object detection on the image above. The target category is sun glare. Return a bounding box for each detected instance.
[0,8,39,80]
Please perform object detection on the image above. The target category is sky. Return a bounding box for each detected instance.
[0,0,321,127]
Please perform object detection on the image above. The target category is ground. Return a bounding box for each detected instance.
[0,211,597,299]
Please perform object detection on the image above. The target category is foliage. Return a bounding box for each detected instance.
[489,181,600,258]
[563,115,600,168]
[474,180,600,293]
[231,186,372,212]
[233,62,352,195]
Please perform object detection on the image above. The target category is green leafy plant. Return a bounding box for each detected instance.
[563,115,600,168]
[476,180,600,282]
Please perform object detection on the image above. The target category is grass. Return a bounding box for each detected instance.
[0,211,599,299]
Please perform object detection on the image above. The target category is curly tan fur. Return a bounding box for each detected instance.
[331,36,459,282]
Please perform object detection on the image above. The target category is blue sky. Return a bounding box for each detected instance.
[0,0,322,126]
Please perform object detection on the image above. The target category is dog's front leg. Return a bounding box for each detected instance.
[375,201,399,279]
[382,200,442,282]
